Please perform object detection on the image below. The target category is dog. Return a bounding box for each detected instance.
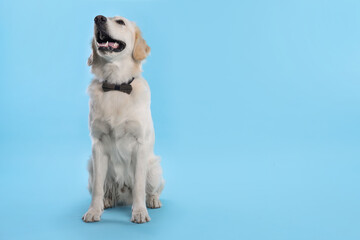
[82,15,164,224]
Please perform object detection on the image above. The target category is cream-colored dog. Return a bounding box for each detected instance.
[82,15,164,224]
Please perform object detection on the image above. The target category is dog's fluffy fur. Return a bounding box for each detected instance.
[82,15,164,224]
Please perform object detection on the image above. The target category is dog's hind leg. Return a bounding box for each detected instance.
[103,179,118,209]
[146,156,165,209]
[104,197,114,209]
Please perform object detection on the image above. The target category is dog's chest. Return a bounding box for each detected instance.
[100,91,134,122]
[90,85,143,153]
[89,80,147,126]
[92,91,143,142]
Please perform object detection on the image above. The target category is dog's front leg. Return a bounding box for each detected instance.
[131,144,150,223]
[83,139,108,222]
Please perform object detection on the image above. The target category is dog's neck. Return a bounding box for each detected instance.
[92,56,142,84]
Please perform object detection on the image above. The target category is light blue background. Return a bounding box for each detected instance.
[0,0,360,239]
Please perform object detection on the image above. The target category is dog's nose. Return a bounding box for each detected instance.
[94,15,107,25]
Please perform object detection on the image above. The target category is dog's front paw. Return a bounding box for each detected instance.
[131,207,151,224]
[82,207,102,223]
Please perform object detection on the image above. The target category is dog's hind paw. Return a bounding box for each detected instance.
[104,198,114,209]
[82,207,102,223]
[146,195,162,209]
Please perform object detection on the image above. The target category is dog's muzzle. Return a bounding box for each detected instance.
[94,15,126,52]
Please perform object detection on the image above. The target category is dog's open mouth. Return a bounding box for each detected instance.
[96,30,126,52]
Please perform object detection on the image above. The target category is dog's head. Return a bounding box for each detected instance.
[88,15,150,65]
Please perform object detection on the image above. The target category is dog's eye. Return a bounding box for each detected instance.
[116,20,125,25]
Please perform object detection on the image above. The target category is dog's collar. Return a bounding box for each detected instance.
[102,77,135,94]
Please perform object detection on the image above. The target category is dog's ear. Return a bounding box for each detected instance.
[87,53,93,66]
[133,26,150,62]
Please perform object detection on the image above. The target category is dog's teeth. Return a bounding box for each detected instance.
[105,41,108,47]
[113,42,119,48]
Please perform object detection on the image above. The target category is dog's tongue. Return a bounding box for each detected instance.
[98,41,119,48]
[108,42,118,48]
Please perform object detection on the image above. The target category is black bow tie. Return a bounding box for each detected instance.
[102,77,135,94]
